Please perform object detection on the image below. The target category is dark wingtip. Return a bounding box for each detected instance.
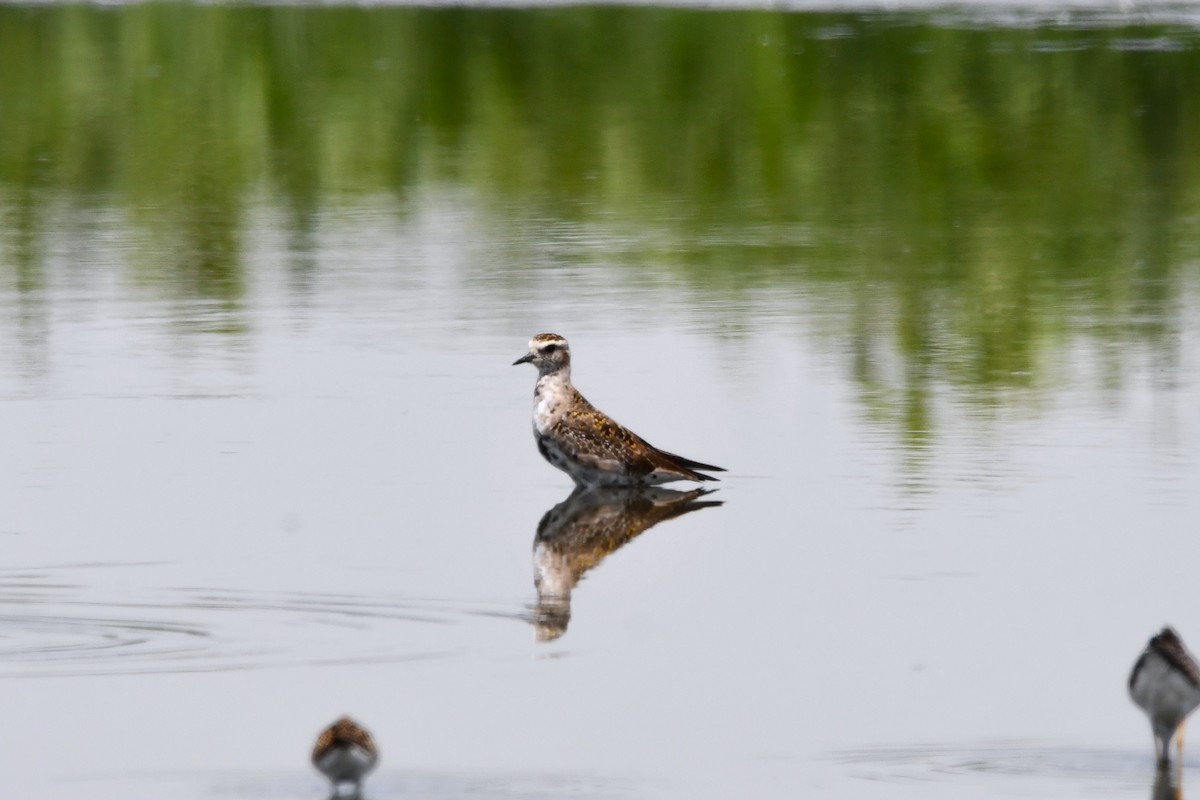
[657,450,726,475]
[682,460,726,473]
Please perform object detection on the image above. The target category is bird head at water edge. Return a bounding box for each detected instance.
[512,332,571,375]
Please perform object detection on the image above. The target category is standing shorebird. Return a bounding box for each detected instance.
[312,716,379,796]
[1129,627,1200,766]
[512,333,725,487]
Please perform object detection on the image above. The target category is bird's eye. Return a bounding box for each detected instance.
[542,344,558,354]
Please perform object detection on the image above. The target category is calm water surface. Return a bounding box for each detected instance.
[3,4,1200,799]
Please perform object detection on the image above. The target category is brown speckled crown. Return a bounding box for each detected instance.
[1150,627,1200,687]
[312,717,377,763]
[530,335,566,352]
[531,333,568,347]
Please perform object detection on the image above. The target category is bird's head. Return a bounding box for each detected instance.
[513,333,571,374]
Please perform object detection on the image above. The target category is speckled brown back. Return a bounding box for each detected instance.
[551,389,721,482]
[312,717,377,764]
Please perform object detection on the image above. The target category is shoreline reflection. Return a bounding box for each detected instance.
[531,486,722,642]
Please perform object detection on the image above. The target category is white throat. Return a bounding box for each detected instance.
[533,366,572,434]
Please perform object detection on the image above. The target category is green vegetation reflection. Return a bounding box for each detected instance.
[2,5,1199,441]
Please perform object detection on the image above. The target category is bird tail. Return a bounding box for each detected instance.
[661,451,725,475]
[657,450,725,481]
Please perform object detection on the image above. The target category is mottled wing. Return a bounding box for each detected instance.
[553,391,718,481]
[551,394,667,480]
[538,488,722,579]
[1151,628,1200,687]
[340,723,377,755]
[536,492,632,550]
[312,726,337,764]
[313,718,377,763]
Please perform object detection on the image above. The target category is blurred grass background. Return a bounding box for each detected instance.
[2,4,1198,429]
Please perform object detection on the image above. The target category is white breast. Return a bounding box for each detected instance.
[315,746,377,782]
[533,542,575,596]
[533,375,571,434]
[1131,651,1200,723]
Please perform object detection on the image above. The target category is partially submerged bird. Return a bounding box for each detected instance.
[1129,627,1200,766]
[513,333,725,487]
[312,716,378,796]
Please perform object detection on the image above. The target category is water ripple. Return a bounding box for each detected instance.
[70,768,640,800]
[0,564,524,678]
[831,741,1183,788]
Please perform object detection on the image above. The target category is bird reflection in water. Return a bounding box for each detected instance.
[1153,763,1183,800]
[531,486,722,642]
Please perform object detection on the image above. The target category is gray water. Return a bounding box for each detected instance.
[3,195,1198,799]
[4,5,1200,798]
